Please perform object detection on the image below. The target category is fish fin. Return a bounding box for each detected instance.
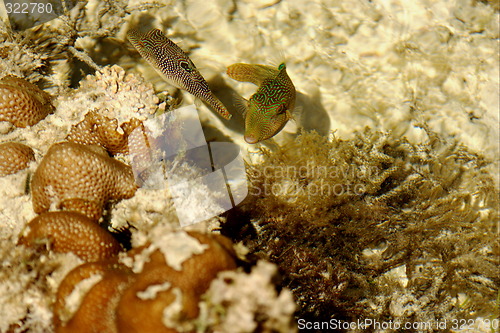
[290,105,302,122]
[232,93,249,117]
[267,44,286,69]
[194,97,203,108]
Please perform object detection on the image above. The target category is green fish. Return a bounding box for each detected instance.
[227,62,296,144]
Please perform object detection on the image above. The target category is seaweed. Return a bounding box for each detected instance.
[225,128,499,331]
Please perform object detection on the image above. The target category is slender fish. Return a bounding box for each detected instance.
[127,28,231,120]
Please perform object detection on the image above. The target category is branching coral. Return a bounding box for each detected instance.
[31,142,137,221]
[0,142,35,177]
[0,75,54,128]
[0,238,81,333]
[226,129,499,328]
[66,110,143,155]
[200,261,298,333]
[0,24,53,83]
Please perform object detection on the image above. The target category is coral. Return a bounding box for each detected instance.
[0,0,497,331]
[18,212,123,262]
[66,110,144,155]
[0,142,35,177]
[200,260,297,333]
[31,142,138,221]
[0,237,81,333]
[0,75,54,128]
[61,65,159,125]
[116,231,237,332]
[0,25,52,83]
[53,231,238,333]
[226,129,499,327]
[53,260,134,333]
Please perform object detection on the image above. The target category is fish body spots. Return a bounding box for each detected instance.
[227,62,296,143]
[127,29,231,120]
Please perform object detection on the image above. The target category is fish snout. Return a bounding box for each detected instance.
[244,134,259,144]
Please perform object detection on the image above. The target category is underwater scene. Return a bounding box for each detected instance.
[0,0,499,332]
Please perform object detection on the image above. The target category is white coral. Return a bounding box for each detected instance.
[200,261,297,333]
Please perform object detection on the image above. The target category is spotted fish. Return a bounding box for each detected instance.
[127,28,231,120]
[227,62,296,143]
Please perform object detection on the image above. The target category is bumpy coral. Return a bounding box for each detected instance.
[0,142,35,177]
[31,142,137,221]
[0,75,54,127]
[53,231,238,333]
[53,260,134,333]
[116,232,237,332]
[66,110,144,155]
[18,212,123,262]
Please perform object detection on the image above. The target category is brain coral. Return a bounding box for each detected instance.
[0,142,35,177]
[0,75,54,127]
[31,142,137,221]
[18,211,123,262]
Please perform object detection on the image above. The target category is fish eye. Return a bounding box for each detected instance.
[278,63,286,70]
[180,61,193,72]
[277,104,286,114]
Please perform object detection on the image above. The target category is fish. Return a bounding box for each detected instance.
[227,62,296,143]
[127,28,231,120]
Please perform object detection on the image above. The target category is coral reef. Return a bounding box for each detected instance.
[0,0,498,332]
[31,142,137,221]
[226,129,499,328]
[0,142,35,176]
[0,75,54,128]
